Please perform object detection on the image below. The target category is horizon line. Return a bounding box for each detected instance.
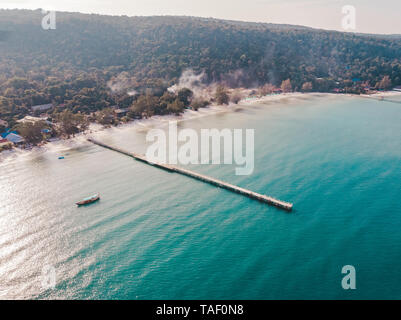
[1,7,400,37]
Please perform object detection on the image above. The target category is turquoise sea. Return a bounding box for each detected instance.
[0,94,401,300]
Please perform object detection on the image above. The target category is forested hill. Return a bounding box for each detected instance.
[2,9,401,87]
[1,9,401,125]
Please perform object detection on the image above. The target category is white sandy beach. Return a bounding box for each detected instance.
[1,91,401,162]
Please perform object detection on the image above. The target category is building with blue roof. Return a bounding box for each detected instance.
[3,132,25,145]
[1,130,17,139]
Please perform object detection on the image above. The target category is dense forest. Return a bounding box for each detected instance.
[1,9,401,135]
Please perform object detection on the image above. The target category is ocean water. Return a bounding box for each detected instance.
[0,94,401,300]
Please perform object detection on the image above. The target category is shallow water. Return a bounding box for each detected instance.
[0,94,400,299]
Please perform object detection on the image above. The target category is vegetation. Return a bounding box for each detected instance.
[56,110,89,138]
[377,75,392,90]
[191,99,210,111]
[1,9,401,139]
[16,121,48,145]
[177,88,194,107]
[301,82,313,92]
[215,86,230,105]
[230,90,243,104]
[96,108,117,126]
[281,79,293,93]
[258,84,276,95]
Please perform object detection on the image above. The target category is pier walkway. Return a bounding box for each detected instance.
[359,94,401,105]
[88,138,293,212]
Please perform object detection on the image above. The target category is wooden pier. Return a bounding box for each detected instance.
[359,94,401,105]
[88,138,293,212]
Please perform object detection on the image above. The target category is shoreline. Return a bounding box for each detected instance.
[1,91,401,162]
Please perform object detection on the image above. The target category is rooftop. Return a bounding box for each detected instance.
[17,116,52,125]
[31,103,53,111]
[4,133,24,144]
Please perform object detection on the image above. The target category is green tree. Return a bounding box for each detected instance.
[129,94,159,118]
[258,83,275,95]
[377,76,392,90]
[96,108,115,126]
[56,110,88,137]
[191,99,210,111]
[177,88,193,107]
[230,90,243,104]
[301,82,313,92]
[16,121,46,145]
[215,85,229,105]
[281,79,292,93]
[167,99,184,115]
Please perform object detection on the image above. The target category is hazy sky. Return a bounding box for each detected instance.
[0,0,400,34]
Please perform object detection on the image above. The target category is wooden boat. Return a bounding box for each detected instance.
[76,194,100,206]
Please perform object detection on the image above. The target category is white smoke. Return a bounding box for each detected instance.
[168,68,268,105]
[107,72,136,94]
[168,69,209,99]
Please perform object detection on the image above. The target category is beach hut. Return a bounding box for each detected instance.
[1,130,16,139]
[31,103,53,112]
[114,108,128,118]
[17,116,53,125]
[4,133,25,145]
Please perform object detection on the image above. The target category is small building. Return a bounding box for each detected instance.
[17,116,52,125]
[31,103,53,112]
[4,133,24,145]
[114,108,128,118]
[1,130,16,139]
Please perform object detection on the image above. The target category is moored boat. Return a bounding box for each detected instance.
[76,194,100,206]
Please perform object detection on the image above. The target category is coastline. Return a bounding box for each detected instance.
[1,91,401,162]
[362,90,401,98]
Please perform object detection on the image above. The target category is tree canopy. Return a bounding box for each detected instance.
[1,9,401,126]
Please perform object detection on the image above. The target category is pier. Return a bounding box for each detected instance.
[88,138,293,212]
[359,94,401,105]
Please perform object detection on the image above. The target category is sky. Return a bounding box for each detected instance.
[0,0,400,34]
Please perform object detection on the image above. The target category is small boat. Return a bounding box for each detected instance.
[76,194,100,206]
